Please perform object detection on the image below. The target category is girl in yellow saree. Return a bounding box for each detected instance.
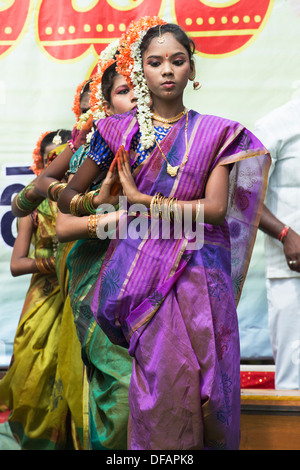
[0,131,79,450]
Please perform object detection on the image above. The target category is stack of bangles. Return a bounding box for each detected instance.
[70,190,99,216]
[47,181,67,202]
[15,183,41,213]
[150,192,201,222]
[35,256,56,274]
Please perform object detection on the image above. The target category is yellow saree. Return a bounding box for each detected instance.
[0,199,73,449]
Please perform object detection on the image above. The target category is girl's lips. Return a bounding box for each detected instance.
[161,81,176,89]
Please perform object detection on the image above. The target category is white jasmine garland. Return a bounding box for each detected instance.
[76,108,93,131]
[86,127,95,144]
[130,31,156,150]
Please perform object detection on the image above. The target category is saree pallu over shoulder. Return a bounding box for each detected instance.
[93,110,271,349]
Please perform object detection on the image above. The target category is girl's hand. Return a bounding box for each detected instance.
[117,146,141,205]
[93,152,122,207]
[81,114,94,131]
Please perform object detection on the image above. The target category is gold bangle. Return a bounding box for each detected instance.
[87,214,99,238]
[47,181,59,201]
[44,256,56,272]
[48,182,67,202]
[150,192,164,219]
[173,199,182,223]
[35,258,49,274]
[70,193,84,216]
[194,199,201,222]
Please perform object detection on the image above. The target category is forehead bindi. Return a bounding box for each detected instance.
[143,32,188,59]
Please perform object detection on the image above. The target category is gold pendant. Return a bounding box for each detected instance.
[167,163,179,177]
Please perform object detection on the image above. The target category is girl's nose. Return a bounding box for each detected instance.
[161,59,173,76]
[130,90,137,102]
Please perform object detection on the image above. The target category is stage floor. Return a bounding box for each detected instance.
[240,388,300,450]
[1,367,300,450]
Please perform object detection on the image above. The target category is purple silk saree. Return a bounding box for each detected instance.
[89,109,270,450]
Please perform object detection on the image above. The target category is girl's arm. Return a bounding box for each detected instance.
[117,147,229,225]
[259,204,300,272]
[57,157,102,213]
[35,118,94,198]
[34,145,74,197]
[11,178,45,218]
[55,211,91,242]
[10,215,38,276]
[56,208,126,242]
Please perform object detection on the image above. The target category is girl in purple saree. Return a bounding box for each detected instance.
[59,20,270,450]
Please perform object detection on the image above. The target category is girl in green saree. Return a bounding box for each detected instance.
[56,56,137,450]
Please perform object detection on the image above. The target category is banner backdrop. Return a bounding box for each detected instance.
[1,0,300,366]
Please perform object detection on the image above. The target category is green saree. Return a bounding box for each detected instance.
[66,144,132,450]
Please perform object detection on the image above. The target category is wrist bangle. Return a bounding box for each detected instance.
[47,181,59,201]
[15,186,40,213]
[87,214,100,238]
[35,257,55,274]
[47,182,67,202]
[278,225,290,242]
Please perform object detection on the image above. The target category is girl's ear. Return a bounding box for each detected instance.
[189,60,196,81]
[102,100,114,116]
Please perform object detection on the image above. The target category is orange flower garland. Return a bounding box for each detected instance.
[30,131,51,176]
[72,79,90,120]
[90,58,116,118]
[89,40,120,120]
[116,16,167,88]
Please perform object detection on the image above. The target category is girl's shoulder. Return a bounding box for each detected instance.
[190,109,241,128]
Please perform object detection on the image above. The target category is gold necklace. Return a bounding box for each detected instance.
[152,108,186,129]
[155,111,189,177]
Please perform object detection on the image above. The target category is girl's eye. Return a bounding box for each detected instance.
[173,59,186,66]
[148,60,161,67]
[116,88,130,95]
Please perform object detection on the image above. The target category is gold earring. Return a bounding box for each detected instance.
[193,79,202,90]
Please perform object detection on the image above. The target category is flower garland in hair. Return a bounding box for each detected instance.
[30,131,51,175]
[90,40,120,121]
[72,78,94,136]
[116,16,167,149]
[72,79,88,120]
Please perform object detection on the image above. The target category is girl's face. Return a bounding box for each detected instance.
[142,32,194,105]
[80,91,91,114]
[104,74,137,116]
[42,143,56,167]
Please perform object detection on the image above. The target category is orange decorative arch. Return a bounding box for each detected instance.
[171,0,274,57]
